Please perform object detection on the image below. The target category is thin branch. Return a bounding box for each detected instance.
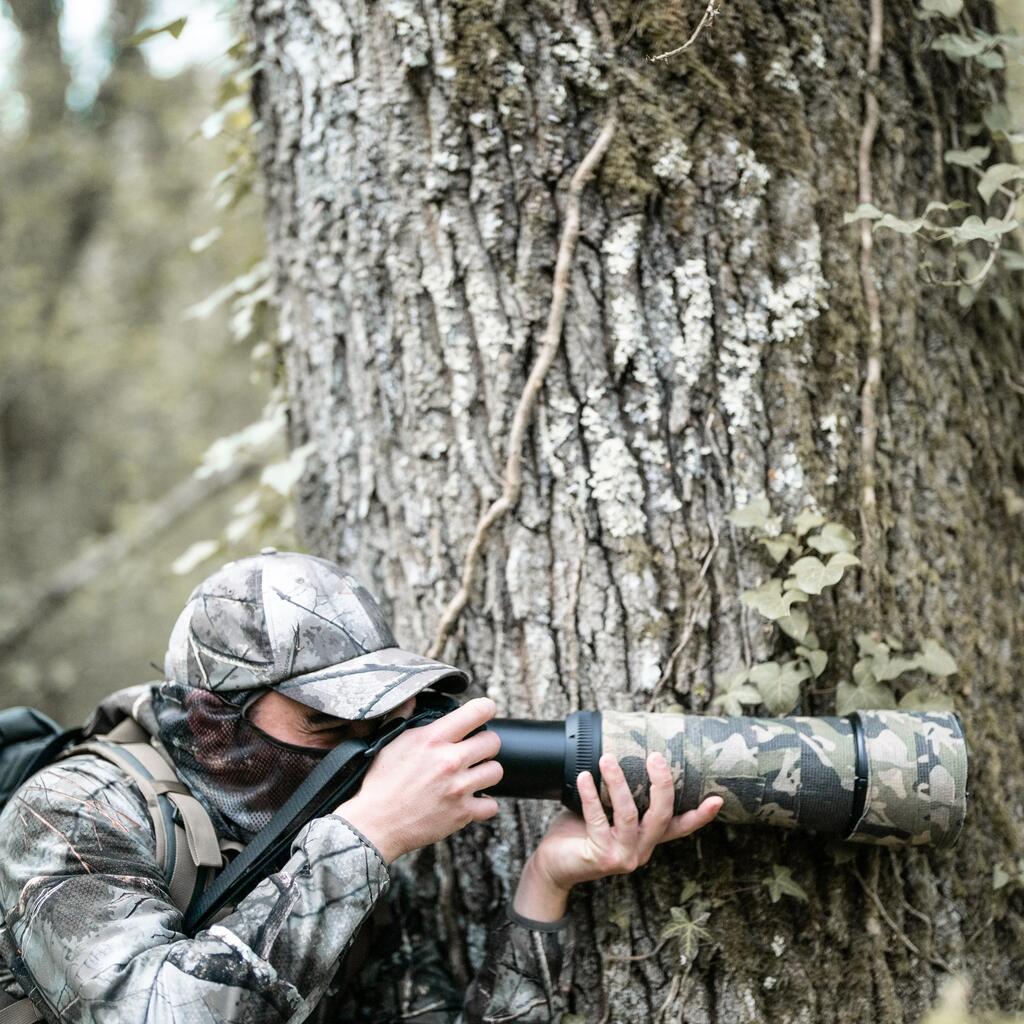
[428,115,618,660]
[857,0,885,608]
[0,457,259,657]
[648,1,721,63]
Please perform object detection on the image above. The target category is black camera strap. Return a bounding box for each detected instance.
[183,695,457,935]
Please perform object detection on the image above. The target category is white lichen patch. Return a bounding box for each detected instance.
[652,139,693,184]
[384,0,429,67]
[805,33,827,70]
[771,934,786,957]
[589,437,647,538]
[765,53,801,94]
[769,443,806,494]
[603,217,642,278]
[671,258,714,388]
[818,411,844,486]
[764,227,829,343]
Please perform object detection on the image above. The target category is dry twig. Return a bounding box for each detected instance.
[649,0,721,63]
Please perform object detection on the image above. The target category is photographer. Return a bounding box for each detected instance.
[0,551,720,1023]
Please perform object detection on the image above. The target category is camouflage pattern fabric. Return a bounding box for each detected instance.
[0,748,569,1023]
[847,710,968,848]
[600,709,967,848]
[164,550,468,720]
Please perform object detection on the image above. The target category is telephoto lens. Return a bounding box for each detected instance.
[485,709,968,848]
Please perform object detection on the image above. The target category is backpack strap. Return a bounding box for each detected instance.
[60,727,222,913]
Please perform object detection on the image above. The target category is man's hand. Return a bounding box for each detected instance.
[335,697,503,863]
[513,752,722,922]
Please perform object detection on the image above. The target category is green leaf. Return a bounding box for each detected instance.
[728,498,772,529]
[836,679,897,715]
[975,49,1005,69]
[919,0,963,17]
[899,687,955,712]
[917,639,958,676]
[948,215,1020,246]
[660,905,711,962]
[751,661,809,715]
[777,609,810,643]
[844,203,884,225]
[942,146,991,167]
[856,633,889,658]
[711,686,762,716]
[977,163,1024,204]
[759,533,797,564]
[714,667,749,690]
[740,580,809,620]
[125,17,188,47]
[993,864,1011,891]
[787,553,860,595]
[852,657,877,686]
[872,655,920,682]
[793,509,826,537]
[806,522,857,555]
[797,647,828,678]
[874,213,927,235]
[763,865,809,904]
[931,32,991,60]
[1000,250,1024,271]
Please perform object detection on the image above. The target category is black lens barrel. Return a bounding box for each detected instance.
[484,711,603,812]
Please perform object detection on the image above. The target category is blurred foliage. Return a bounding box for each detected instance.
[0,0,285,724]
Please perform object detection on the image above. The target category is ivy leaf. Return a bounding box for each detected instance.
[975,49,1005,69]
[659,906,712,962]
[728,498,772,529]
[751,661,809,715]
[763,865,809,904]
[977,163,1024,204]
[806,522,857,555]
[942,146,991,167]
[797,646,828,678]
[856,633,889,658]
[931,32,991,59]
[844,203,883,224]
[836,679,898,715]
[874,212,928,235]
[793,509,826,537]
[1001,250,1024,271]
[852,657,877,686]
[917,639,958,676]
[741,580,809,620]
[948,215,1020,246]
[872,654,920,682]
[777,609,810,643]
[993,864,1011,891]
[899,688,955,712]
[125,17,188,47]
[711,669,761,716]
[919,0,963,17]
[759,533,797,564]
[787,553,860,595]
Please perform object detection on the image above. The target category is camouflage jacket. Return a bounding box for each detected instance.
[0,751,571,1023]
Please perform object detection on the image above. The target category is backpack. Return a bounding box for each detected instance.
[0,701,225,1024]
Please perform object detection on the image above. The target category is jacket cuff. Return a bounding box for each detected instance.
[325,814,391,874]
[506,904,570,932]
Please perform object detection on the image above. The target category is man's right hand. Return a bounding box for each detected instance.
[335,697,503,863]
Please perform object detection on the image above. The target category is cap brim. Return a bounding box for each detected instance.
[273,647,469,720]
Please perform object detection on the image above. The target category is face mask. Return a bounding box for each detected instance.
[152,681,328,842]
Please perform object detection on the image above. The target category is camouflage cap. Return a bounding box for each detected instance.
[164,550,468,719]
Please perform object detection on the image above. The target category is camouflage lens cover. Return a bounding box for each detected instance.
[600,709,967,848]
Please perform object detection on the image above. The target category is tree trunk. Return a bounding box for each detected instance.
[246,1,1024,1019]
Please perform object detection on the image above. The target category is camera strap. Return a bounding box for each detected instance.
[183,697,456,935]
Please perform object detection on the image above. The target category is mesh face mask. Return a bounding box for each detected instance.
[152,681,329,843]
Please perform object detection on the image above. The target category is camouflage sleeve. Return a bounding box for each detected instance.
[0,754,391,1023]
[461,913,572,1023]
[321,853,572,1024]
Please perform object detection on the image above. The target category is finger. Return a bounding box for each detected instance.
[464,758,504,793]
[577,770,612,841]
[453,728,502,767]
[426,697,497,742]
[638,752,674,859]
[660,795,723,843]
[465,795,499,821]
[601,754,639,841]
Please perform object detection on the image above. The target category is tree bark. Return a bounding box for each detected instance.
[246,0,1024,1020]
